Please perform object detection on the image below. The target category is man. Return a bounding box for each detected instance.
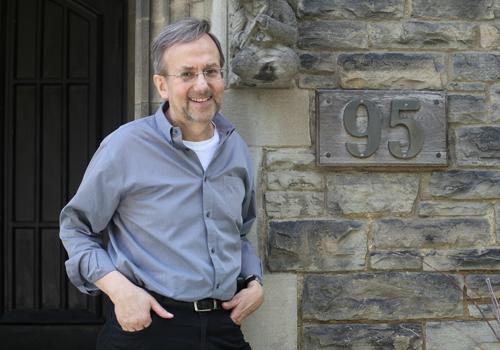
[59,18,264,350]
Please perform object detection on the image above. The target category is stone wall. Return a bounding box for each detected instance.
[257,0,500,349]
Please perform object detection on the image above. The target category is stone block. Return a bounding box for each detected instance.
[411,0,495,19]
[298,74,338,89]
[268,219,367,272]
[265,191,324,218]
[222,89,310,147]
[373,218,491,249]
[298,51,336,73]
[369,22,476,49]
[370,250,423,270]
[303,323,422,350]
[447,82,486,91]
[418,201,490,217]
[298,21,368,50]
[456,127,500,166]
[424,248,500,271]
[302,272,463,321]
[465,274,500,299]
[497,203,500,241]
[490,83,500,122]
[448,94,488,124]
[242,273,297,350]
[265,148,316,170]
[298,0,404,19]
[452,53,500,81]
[327,173,419,215]
[429,170,500,199]
[468,304,496,319]
[267,171,323,191]
[426,321,500,350]
[338,53,445,89]
[480,24,500,49]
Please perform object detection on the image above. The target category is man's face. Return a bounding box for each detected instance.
[154,34,224,126]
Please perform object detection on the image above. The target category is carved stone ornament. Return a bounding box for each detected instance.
[229,0,299,88]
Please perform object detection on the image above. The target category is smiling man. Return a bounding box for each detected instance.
[59,18,264,350]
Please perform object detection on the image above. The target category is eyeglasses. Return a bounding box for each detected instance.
[163,68,224,83]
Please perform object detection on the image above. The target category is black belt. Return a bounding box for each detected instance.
[149,291,224,312]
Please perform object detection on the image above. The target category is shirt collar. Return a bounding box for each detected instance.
[154,101,236,148]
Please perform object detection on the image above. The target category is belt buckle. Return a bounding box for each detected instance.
[194,299,217,312]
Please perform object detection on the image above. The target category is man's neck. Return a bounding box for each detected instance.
[166,111,214,141]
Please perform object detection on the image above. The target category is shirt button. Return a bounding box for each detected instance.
[206,211,211,218]
[216,283,220,289]
[211,248,215,254]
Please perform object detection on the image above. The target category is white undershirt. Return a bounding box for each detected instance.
[183,126,220,171]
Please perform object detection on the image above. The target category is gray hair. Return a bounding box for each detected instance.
[151,18,225,74]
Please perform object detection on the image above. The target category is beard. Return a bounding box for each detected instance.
[182,96,222,123]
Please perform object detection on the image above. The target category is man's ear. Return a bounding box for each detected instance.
[153,74,169,100]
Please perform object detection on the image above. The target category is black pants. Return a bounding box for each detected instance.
[96,303,251,350]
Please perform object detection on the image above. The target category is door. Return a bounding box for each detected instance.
[1,0,127,348]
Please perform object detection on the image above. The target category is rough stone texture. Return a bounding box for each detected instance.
[447,94,488,124]
[426,321,500,350]
[268,220,367,272]
[369,22,476,49]
[298,21,368,50]
[265,191,324,218]
[452,53,500,81]
[338,53,445,89]
[480,24,500,49]
[266,148,316,170]
[465,274,500,299]
[242,273,297,350]
[327,173,419,215]
[447,82,486,91]
[424,249,500,271]
[411,0,495,20]
[298,51,336,73]
[302,272,463,321]
[373,218,491,249]
[497,203,500,242]
[468,304,496,319]
[303,323,422,350]
[370,250,423,270]
[429,170,500,199]
[267,171,323,191]
[455,127,500,166]
[222,89,310,147]
[298,0,405,19]
[418,201,491,217]
[298,74,338,89]
[490,83,500,122]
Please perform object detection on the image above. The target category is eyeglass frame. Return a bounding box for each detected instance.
[161,67,225,83]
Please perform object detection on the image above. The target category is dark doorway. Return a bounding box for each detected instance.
[1,0,127,348]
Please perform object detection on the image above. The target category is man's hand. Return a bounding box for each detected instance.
[222,280,264,325]
[95,271,173,332]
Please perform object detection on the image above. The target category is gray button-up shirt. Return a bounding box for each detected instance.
[59,103,262,301]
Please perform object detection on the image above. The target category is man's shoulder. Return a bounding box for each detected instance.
[101,115,156,148]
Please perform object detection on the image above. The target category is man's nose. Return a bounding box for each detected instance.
[192,73,210,89]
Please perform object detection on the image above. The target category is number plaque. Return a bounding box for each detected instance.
[316,90,447,167]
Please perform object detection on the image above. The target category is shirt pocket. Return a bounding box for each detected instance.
[222,175,245,223]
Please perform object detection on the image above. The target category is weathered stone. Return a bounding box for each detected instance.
[489,83,500,123]
[266,148,316,170]
[374,218,491,249]
[370,22,476,49]
[452,53,500,81]
[298,0,404,19]
[411,0,495,20]
[268,220,367,272]
[265,191,324,218]
[448,94,488,124]
[465,274,500,299]
[298,74,338,89]
[338,53,445,89]
[480,24,500,49]
[370,250,423,270]
[327,173,419,214]
[298,51,336,73]
[302,272,463,321]
[424,249,500,271]
[429,170,500,199]
[267,171,323,191]
[468,304,496,319]
[496,203,500,241]
[447,82,486,91]
[456,127,500,166]
[303,323,423,350]
[298,21,368,50]
[418,201,490,217]
[426,321,500,350]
